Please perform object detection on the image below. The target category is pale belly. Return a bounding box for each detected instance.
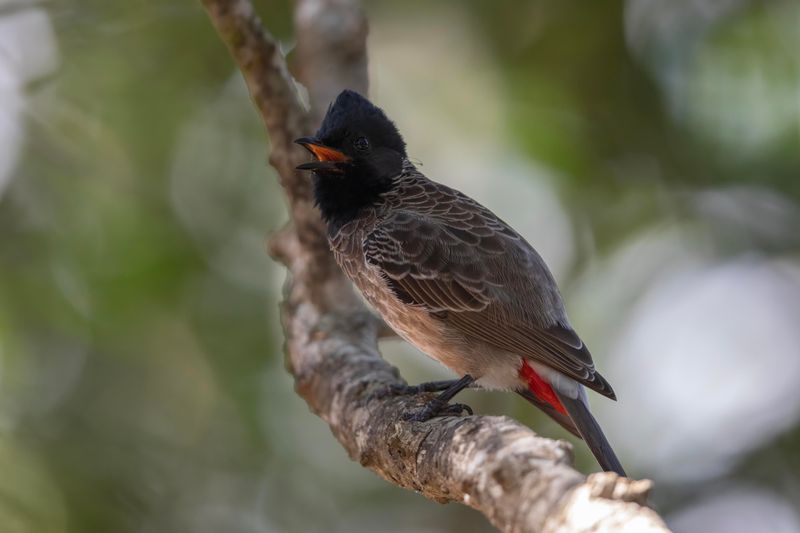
[353,264,457,367]
[334,249,523,390]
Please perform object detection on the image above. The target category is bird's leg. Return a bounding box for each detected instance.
[373,379,477,398]
[386,379,466,396]
[402,374,475,421]
[374,377,478,399]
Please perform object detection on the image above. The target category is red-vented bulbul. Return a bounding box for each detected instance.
[295,90,626,476]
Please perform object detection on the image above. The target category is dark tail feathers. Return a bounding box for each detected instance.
[516,389,581,438]
[554,390,627,477]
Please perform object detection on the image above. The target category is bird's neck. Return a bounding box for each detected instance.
[312,168,395,234]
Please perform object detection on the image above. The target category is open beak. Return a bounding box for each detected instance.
[295,137,350,171]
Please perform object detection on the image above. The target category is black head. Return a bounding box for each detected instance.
[295,90,407,230]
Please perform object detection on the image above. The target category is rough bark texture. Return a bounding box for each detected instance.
[201,1,671,531]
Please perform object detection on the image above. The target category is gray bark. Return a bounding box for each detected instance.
[201,1,671,531]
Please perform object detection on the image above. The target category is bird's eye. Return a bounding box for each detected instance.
[353,136,370,151]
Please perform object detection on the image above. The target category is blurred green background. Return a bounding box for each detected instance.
[1,0,799,531]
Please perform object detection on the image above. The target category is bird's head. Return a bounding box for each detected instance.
[296,90,406,177]
[295,90,407,227]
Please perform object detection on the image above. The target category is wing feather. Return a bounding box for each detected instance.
[363,191,616,399]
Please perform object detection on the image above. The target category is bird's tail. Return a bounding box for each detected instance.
[516,389,581,438]
[554,389,627,477]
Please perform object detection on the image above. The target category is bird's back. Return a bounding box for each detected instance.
[374,164,569,327]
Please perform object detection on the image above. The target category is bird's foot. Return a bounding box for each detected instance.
[402,398,473,422]
[370,375,475,420]
[373,379,464,399]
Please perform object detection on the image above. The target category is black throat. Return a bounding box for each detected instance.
[312,165,395,234]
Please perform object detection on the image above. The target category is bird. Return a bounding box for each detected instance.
[295,89,626,476]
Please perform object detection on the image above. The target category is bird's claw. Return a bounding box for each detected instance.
[369,379,474,420]
[441,402,473,417]
[402,399,473,422]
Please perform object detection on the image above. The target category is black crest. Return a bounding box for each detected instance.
[316,90,406,156]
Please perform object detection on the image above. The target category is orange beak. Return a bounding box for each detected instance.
[306,143,349,162]
[295,137,350,162]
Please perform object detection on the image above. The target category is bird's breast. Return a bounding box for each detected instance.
[329,226,470,374]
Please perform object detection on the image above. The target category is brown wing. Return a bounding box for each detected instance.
[364,187,616,399]
[364,210,497,313]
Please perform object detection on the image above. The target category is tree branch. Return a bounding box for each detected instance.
[201,0,671,531]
